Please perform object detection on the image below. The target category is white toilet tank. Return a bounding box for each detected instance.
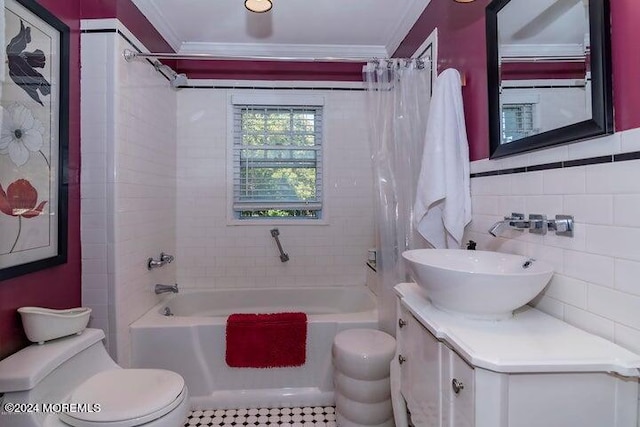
[0,329,120,427]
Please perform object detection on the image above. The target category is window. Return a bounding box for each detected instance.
[232,104,323,220]
[501,103,538,143]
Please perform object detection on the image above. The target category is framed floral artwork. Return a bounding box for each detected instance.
[0,0,69,280]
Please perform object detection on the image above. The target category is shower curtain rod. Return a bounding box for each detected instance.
[122,49,427,64]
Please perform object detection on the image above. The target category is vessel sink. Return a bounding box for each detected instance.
[402,249,554,319]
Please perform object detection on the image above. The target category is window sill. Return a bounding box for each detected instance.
[226,218,329,226]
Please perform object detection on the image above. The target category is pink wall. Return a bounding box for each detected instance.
[501,62,586,80]
[394,0,640,161]
[79,0,174,53]
[177,59,364,82]
[394,0,491,160]
[609,0,640,134]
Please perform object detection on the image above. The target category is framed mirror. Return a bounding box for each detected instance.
[486,0,613,159]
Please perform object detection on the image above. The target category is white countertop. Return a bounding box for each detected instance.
[395,282,640,377]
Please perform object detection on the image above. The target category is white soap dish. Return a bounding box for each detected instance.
[17,307,92,344]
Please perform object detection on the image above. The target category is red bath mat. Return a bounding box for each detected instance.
[225,312,307,368]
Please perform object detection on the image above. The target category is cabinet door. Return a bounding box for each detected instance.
[398,307,442,427]
[441,344,475,427]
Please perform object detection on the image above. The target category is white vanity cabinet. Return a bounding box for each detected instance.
[395,283,640,427]
[397,304,475,427]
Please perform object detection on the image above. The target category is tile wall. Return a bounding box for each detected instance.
[465,128,640,357]
[81,20,177,365]
[176,89,374,289]
[466,128,640,424]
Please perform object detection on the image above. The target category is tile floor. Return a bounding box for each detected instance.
[184,406,337,427]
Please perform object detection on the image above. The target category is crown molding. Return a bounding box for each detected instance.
[386,0,432,56]
[131,0,182,51]
[179,42,387,60]
[500,43,585,58]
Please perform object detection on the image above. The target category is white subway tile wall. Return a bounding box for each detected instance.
[81,27,177,365]
[466,129,640,422]
[81,32,113,352]
[176,90,374,289]
[468,155,640,346]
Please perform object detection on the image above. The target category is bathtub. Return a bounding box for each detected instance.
[130,286,378,410]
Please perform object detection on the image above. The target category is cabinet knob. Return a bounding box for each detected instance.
[398,354,407,365]
[398,318,407,328]
[451,378,464,394]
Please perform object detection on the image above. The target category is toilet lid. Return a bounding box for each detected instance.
[59,369,185,427]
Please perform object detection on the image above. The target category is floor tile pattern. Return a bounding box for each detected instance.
[185,406,337,427]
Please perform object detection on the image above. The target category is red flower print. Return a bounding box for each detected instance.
[0,179,47,218]
[1,179,47,253]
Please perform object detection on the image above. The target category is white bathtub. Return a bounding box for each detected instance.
[130,286,378,410]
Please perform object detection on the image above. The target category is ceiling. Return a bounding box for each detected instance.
[131,0,431,59]
[498,0,588,57]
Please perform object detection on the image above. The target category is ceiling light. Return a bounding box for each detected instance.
[245,0,272,13]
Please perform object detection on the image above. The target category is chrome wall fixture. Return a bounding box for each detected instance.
[152,60,188,89]
[489,213,574,237]
[270,228,290,262]
[148,252,175,270]
[155,283,179,294]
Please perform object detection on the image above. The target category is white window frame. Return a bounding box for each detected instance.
[500,90,541,144]
[226,92,327,225]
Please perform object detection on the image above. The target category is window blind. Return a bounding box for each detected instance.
[501,103,537,143]
[232,105,323,218]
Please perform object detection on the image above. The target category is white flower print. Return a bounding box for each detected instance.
[0,103,45,167]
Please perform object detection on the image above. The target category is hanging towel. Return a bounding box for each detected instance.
[414,68,471,249]
[225,312,307,368]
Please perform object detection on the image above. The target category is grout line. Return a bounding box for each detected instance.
[470,151,640,178]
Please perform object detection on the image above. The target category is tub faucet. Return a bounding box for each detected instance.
[155,283,179,295]
[147,252,175,270]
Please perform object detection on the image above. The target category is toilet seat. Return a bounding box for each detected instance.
[59,369,186,427]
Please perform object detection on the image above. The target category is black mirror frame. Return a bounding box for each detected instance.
[486,0,614,159]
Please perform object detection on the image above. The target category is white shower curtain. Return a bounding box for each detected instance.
[364,59,432,334]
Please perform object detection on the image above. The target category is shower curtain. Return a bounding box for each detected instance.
[364,59,432,334]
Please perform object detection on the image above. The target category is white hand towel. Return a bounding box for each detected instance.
[414,68,471,248]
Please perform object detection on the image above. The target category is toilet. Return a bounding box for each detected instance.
[0,328,189,427]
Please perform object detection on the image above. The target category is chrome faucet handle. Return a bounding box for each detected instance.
[506,213,525,220]
[549,215,574,237]
[148,252,175,269]
[148,258,163,269]
[528,214,548,235]
[160,252,174,263]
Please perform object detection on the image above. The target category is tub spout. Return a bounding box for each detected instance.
[155,283,179,294]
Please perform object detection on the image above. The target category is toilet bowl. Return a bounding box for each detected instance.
[0,329,189,427]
